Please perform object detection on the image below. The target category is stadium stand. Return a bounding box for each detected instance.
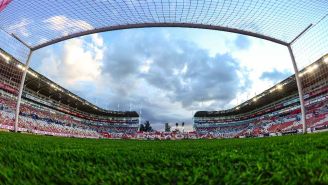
[0,49,139,138]
[1,47,328,139]
[194,55,328,138]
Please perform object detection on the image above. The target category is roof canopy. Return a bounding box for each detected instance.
[0,48,139,117]
[194,54,328,118]
[1,0,328,52]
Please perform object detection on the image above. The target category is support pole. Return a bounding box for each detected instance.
[138,107,141,132]
[14,50,33,132]
[287,45,306,133]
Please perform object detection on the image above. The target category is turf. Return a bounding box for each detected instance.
[0,132,327,185]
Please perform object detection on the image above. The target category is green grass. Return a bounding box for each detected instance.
[0,132,327,185]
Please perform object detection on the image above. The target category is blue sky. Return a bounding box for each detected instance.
[29,28,293,131]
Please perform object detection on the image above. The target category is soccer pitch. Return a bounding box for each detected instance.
[0,132,327,184]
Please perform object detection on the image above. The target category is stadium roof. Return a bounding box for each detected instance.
[24,70,139,118]
[194,54,328,117]
[1,0,328,58]
[0,49,139,117]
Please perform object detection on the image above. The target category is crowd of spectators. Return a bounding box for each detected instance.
[194,84,328,138]
[0,89,139,138]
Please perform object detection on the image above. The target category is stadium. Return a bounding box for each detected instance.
[0,0,328,184]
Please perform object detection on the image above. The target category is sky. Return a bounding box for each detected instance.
[29,28,293,131]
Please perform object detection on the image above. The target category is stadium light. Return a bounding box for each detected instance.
[307,64,318,73]
[236,107,240,110]
[276,84,283,90]
[17,64,38,78]
[27,71,38,78]
[50,84,57,89]
[312,64,319,70]
[16,64,27,71]
[253,98,257,102]
[306,64,318,73]
[50,84,64,92]
[0,52,10,63]
[270,88,276,93]
[324,56,328,64]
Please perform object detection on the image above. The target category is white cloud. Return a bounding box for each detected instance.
[8,18,31,37]
[33,34,105,90]
[232,39,292,102]
[139,59,153,73]
[188,30,293,105]
[91,34,104,47]
[44,15,93,36]
[62,38,102,83]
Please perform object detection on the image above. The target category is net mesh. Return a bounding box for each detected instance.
[290,13,328,130]
[0,0,327,50]
[0,29,30,62]
[0,49,24,131]
[291,14,328,69]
